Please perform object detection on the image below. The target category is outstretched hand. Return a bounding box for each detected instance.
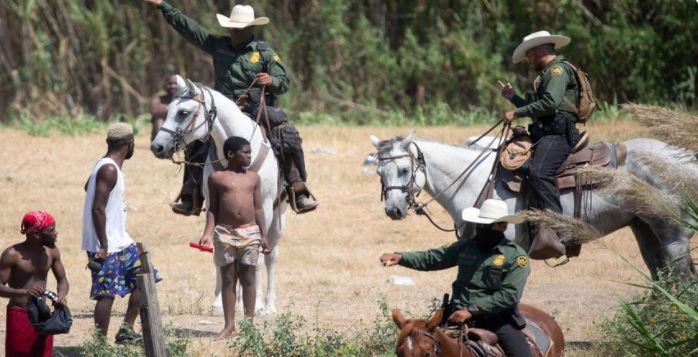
[144,0,162,7]
[379,253,401,267]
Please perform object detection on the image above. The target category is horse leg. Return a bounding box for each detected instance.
[259,213,284,315]
[261,245,279,315]
[629,219,696,281]
[631,220,696,281]
[212,270,224,316]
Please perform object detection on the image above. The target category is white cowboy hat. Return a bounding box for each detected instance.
[512,30,571,64]
[461,199,524,224]
[216,5,269,29]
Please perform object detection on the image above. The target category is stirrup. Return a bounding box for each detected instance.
[286,185,318,214]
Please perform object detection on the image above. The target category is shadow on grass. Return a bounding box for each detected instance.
[54,346,83,357]
[172,327,218,339]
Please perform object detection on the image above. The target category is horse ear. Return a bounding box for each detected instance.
[392,309,407,329]
[175,75,186,89]
[369,135,381,149]
[186,79,198,95]
[401,130,416,151]
[426,309,444,332]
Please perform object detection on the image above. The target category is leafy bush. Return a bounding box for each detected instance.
[79,323,191,357]
[601,270,698,357]
[229,298,398,357]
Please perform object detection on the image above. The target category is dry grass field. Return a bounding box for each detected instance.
[1,122,696,356]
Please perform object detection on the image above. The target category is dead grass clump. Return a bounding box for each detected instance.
[622,103,698,152]
[519,209,602,246]
[576,166,680,220]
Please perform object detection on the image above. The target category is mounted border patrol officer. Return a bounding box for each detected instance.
[380,199,533,357]
[144,0,319,215]
[498,31,582,258]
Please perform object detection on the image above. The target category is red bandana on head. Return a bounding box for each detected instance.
[21,211,56,235]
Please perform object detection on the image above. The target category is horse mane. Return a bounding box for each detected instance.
[375,135,405,157]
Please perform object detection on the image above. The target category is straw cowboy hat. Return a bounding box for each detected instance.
[216,5,269,29]
[512,30,571,64]
[461,199,524,224]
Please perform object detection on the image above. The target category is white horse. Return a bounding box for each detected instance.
[370,132,698,280]
[151,76,285,316]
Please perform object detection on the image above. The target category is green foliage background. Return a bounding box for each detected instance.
[1,0,696,124]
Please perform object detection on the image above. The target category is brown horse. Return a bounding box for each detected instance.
[392,304,564,357]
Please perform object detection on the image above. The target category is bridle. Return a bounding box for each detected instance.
[379,141,426,209]
[158,84,218,156]
[377,127,509,236]
[402,330,443,357]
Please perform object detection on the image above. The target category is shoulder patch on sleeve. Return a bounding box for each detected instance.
[517,256,529,268]
[272,53,281,63]
[551,66,563,75]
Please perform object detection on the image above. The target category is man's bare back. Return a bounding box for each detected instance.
[209,169,260,227]
[0,243,57,307]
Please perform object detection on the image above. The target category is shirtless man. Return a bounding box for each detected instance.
[199,136,271,340]
[149,74,179,142]
[0,211,69,356]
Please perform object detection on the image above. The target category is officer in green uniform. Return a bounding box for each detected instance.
[380,199,532,357]
[498,31,581,259]
[144,0,318,214]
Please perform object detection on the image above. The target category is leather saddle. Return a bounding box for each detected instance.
[501,131,628,192]
[455,322,550,357]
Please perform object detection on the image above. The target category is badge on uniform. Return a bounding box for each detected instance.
[250,51,261,64]
[551,66,563,75]
[493,255,505,266]
[517,256,529,268]
[272,53,281,62]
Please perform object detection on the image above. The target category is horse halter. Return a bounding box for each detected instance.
[378,142,426,209]
[403,330,443,357]
[158,85,218,153]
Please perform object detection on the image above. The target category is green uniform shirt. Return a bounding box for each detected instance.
[157,2,290,99]
[399,238,530,316]
[510,55,578,122]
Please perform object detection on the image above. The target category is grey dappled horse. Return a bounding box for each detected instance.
[151,76,286,316]
[371,132,697,280]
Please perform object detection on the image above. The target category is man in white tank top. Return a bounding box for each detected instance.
[81,123,161,344]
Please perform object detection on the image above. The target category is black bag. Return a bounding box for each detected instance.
[26,296,73,335]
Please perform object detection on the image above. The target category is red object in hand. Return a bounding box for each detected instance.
[189,242,213,253]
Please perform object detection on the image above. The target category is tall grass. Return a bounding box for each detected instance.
[601,196,698,357]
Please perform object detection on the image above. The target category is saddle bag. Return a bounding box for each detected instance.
[500,134,533,172]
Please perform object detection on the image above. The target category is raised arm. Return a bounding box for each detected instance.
[145,0,217,55]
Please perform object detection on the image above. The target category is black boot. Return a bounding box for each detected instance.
[170,187,203,216]
[528,224,566,260]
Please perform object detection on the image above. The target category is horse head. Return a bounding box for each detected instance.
[151,75,214,159]
[370,131,427,220]
[393,308,449,357]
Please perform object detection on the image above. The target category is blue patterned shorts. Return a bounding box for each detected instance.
[87,243,162,300]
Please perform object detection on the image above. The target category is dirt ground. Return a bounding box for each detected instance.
[0,123,695,356]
